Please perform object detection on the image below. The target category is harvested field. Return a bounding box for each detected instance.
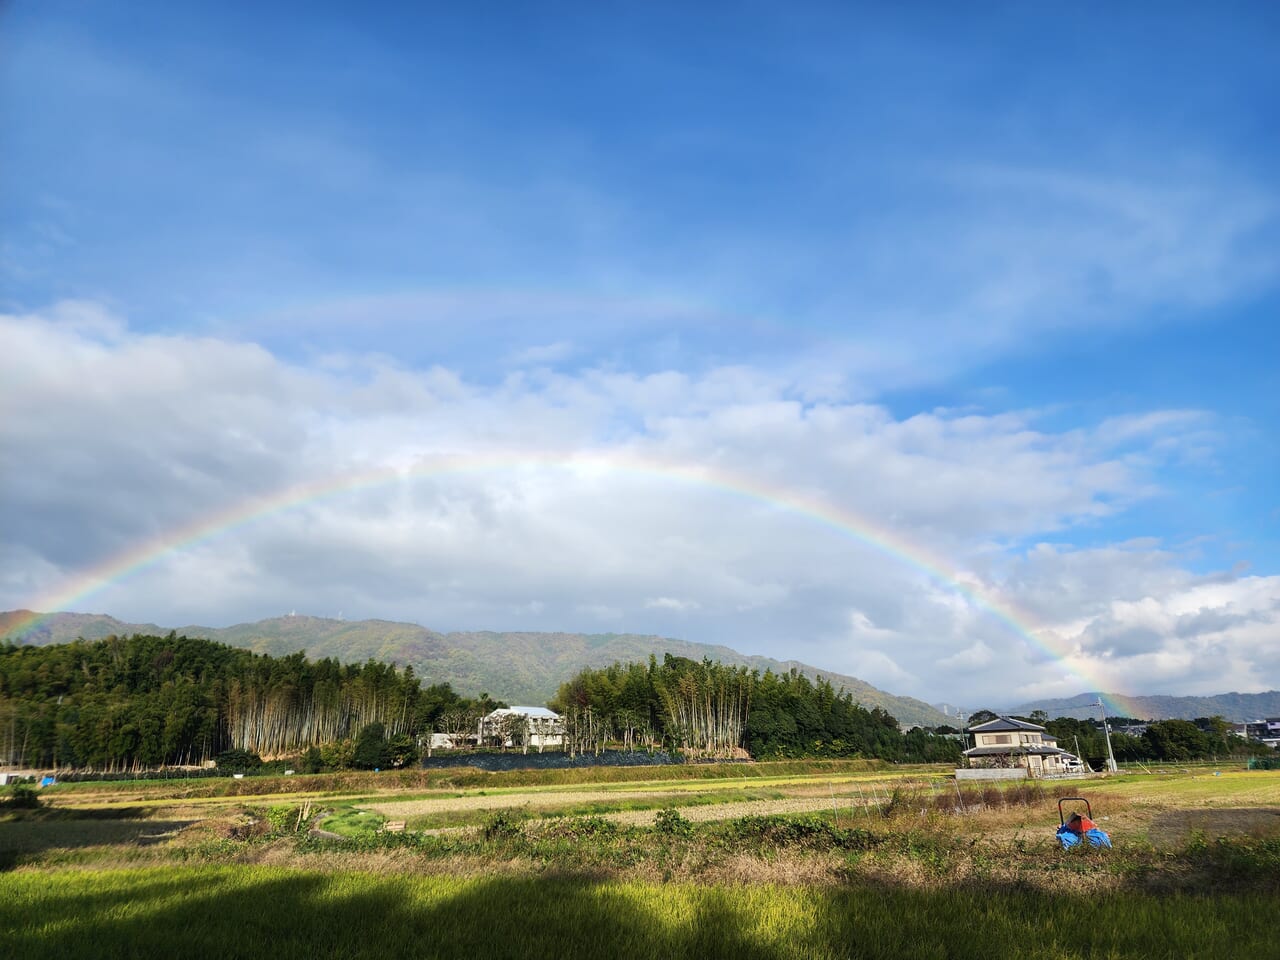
[4,764,1278,960]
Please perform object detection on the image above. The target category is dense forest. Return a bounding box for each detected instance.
[551,655,963,763]
[0,634,491,770]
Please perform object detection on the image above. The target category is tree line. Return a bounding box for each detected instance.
[551,654,963,763]
[0,634,492,770]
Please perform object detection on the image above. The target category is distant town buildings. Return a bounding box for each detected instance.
[1231,718,1280,749]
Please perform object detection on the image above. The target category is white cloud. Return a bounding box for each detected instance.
[506,341,577,367]
[645,597,700,612]
[1,303,1272,707]
[937,641,996,671]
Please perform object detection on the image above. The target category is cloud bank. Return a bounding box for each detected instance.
[3,303,1275,707]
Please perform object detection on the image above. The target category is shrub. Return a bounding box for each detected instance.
[653,808,694,838]
[302,746,324,774]
[538,816,618,841]
[320,741,354,771]
[719,815,877,851]
[482,809,525,842]
[266,804,310,834]
[2,785,41,809]
[881,786,909,818]
[215,749,263,774]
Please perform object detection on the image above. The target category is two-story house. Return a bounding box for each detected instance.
[963,716,1080,776]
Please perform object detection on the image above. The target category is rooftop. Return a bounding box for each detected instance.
[966,716,1046,733]
[484,706,561,720]
[963,745,1073,757]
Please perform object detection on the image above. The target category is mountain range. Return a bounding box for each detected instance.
[1005,691,1280,724]
[1,610,949,726]
[9,611,1274,725]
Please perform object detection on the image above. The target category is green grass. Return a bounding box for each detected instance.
[1,865,1275,960]
[317,805,387,839]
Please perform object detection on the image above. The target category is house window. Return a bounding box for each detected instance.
[992,735,1011,745]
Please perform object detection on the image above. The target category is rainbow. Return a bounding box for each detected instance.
[7,450,1132,715]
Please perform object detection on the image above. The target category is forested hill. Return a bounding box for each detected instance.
[0,633,476,770]
[1009,690,1280,723]
[2,611,947,726]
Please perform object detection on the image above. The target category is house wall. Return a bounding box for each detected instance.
[957,768,1028,781]
[975,732,1046,748]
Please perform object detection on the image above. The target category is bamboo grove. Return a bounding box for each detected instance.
[0,634,480,770]
[551,654,964,763]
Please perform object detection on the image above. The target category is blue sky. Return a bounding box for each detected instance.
[2,2,1277,706]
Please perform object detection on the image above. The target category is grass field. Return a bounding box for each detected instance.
[3,866,1276,960]
[2,763,1278,958]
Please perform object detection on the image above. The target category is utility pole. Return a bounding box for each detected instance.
[1095,698,1118,773]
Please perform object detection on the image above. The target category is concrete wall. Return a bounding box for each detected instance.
[955,767,1028,781]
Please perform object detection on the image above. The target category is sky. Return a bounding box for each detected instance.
[2,1,1278,709]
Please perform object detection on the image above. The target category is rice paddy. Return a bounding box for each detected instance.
[2,763,1278,958]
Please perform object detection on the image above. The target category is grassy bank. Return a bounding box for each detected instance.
[2,865,1274,960]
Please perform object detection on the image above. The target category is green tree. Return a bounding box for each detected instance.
[1143,719,1210,761]
[352,722,389,769]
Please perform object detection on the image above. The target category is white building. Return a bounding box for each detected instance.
[479,706,564,751]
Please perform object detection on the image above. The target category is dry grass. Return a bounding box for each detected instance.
[7,766,1278,894]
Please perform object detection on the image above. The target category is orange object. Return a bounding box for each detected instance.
[1067,813,1096,833]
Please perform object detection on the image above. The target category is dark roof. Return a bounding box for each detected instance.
[966,716,1046,734]
[963,745,1072,757]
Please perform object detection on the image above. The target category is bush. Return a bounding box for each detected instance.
[266,804,309,834]
[482,809,525,842]
[320,741,354,771]
[653,808,694,838]
[719,814,876,851]
[302,746,324,774]
[385,734,418,769]
[2,785,41,810]
[538,816,618,841]
[721,814,880,855]
[215,749,263,774]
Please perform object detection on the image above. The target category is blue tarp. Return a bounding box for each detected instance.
[1085,827,1112,848]
[1056,824,1111,849]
